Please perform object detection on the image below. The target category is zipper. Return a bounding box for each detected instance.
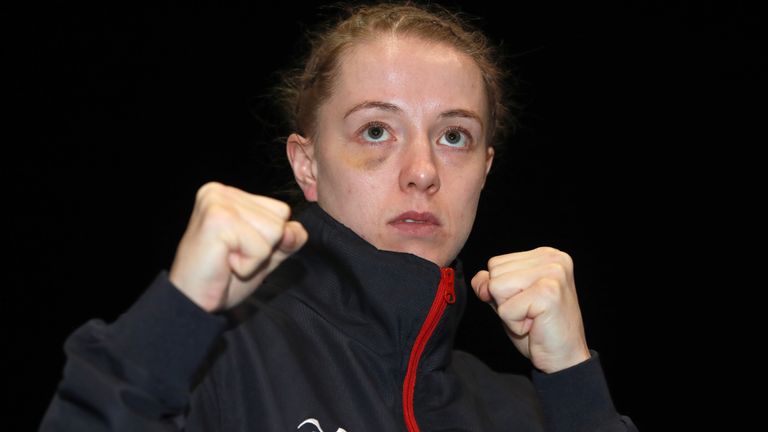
[402,267,455,432]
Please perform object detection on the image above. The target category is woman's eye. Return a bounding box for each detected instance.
[439,128,470,148]
[362,124,391,142]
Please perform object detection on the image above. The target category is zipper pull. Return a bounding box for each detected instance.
[441,267,456,304]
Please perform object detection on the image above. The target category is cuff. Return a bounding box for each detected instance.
[532,350,620,432]
[108,271,227,390]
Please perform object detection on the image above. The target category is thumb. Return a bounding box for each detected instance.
[471,270,492,302]
[277,221,308,254]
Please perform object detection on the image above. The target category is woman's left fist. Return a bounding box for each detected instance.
[471,247,591,373]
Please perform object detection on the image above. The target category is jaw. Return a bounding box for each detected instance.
[374,228,456,267]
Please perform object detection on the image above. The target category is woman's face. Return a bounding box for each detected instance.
[289,35,494,267]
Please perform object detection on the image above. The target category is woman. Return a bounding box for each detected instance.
[40,3,636,431]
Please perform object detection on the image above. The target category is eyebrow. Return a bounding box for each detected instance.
[344,101,484,130]
[344,101,402,118]
[439,109,484,130]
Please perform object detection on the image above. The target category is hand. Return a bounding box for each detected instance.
[169,182,307,313]
[471,247,591,373]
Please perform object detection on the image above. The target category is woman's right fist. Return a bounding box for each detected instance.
[169,182,308,312]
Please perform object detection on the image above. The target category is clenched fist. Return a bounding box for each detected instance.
[169,182,308,313]
[471,247,591,373]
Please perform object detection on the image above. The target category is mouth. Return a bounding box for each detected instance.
[387,211,441,236]
[388,211,441,226]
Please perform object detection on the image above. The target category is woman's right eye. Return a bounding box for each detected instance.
[360,123,392,143]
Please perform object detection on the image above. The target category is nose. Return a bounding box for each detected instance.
[398,137,440,194]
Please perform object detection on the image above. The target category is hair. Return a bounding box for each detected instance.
[268,1,519,206]
[274,1,517,148]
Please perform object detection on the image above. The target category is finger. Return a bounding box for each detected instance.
[277,221,308,254]
[488,250,533,268]
[487,263,568,305]
[244,193,292,221]
[489,256,543,278]
[505,318,534,336]
[197,183,291,222]
[211,185,290,228]
[487,248,552,270]
[496,278,559,334]
[230,201,290,248]
[219,218,274,279]
[471,270,491,302]
[228,189,288,222]
[195,187,288,249]
[488,247,571,277]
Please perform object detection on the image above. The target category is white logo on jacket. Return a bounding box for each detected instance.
[297,418,348,432]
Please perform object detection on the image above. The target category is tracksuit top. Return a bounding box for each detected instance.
[40,203,637,431]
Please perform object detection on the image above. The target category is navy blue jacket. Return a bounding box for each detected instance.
[40,203,637,431]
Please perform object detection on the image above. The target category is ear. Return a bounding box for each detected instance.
[481,146,495,188]
[286,133,318,201]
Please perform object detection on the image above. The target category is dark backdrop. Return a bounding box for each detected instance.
[11,1,762,430]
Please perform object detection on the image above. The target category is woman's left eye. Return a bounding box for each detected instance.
[438,128,470,148]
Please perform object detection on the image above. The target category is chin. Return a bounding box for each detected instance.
[407,248,447,267]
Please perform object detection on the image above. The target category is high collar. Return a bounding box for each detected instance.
[266,203,467,371]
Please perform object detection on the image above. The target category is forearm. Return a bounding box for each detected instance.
[532,351,638,432]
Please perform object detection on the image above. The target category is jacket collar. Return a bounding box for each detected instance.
[269,203,466,371]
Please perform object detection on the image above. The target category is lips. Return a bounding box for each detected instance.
[388,211,441,226]
[387,211,441,237]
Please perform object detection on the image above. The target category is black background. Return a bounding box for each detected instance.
[10,0,762,430]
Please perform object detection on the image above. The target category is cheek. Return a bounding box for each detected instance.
[337,149,393,190]
[449,164,487,199]
[354,153,388,171]
[446,171,486,220]
[341,145,390,173]
[322,155,389,205]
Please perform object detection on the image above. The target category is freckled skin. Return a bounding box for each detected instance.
[295,35,494,267]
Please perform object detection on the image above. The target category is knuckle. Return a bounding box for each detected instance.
[487,253,511,271]
[539,246,573,269]
[249,236,271,257]
[546,262,567,279]
[196,181,223,200]
[496,300,510,317]
[557,251,574,270]
[255,196,291,220]
[496,302,516,323]
[487,276,499,295]
[537,278,562,302]
[263,222,286,244]
[200,203,236,229]
[274,200,291,220]
[538,246,561,258]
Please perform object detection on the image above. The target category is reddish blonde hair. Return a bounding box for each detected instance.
[275,2,515,148]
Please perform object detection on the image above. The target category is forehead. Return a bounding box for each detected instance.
[326,35,487,119]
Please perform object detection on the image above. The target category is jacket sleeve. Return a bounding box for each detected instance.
[39,272,227,432]
[531,351,638,432]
